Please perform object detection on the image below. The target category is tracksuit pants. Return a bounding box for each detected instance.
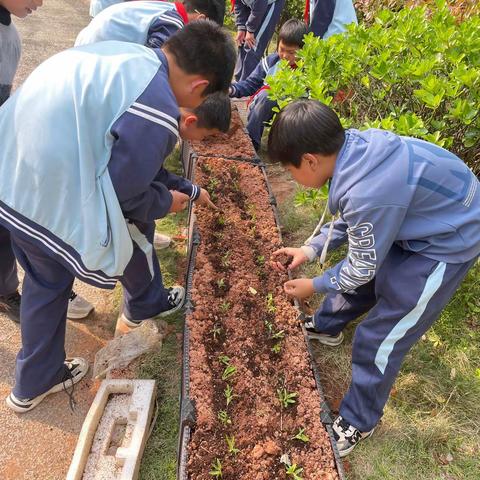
[0,224,19,296]
[234,0,285,81]
[313,243,476,432]
[246,89,277,150]
[9,220,170,399]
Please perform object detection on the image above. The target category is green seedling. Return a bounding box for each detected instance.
[201,162,212,175]
[271,342,282,354]
[219,301,231,313]
[218,355,231,366]
[211,324,222,341]
[224,384,237,406]
[285,463,303,480]
[271,330,285,340]
[256,255,265,267]
[266,293,276,313]
[222,364,237,381]
[265,320,274,335]
[216,216,227,227]
[218,410,231,425]
[209,458,223,478]
[292,427,310,443]
[217,278,226,289]
[277,387,298,409]
[221,251,231,268]
[207,177,219,192]
[225,435,240,456]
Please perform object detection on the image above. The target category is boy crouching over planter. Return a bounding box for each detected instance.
[0,21,235,413]
[270,99,480,456]
[229,19,308,151]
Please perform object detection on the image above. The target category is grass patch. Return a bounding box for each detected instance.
[277,189,480,480]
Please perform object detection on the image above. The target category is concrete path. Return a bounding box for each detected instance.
[1,2,120,478]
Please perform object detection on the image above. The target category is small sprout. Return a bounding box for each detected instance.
[292,427,310,443]
[209,458,223,478]
[249,225,257,237]
[271,342,282,354]
[221,251,231,268]
[224,384,237,406]
[217,278,226,288]
[256,255,265,266]
[216,215,227,227]
[271,329,285,340]
[218,410,231,425]
[219,301,231,313]
[265,320,274,336]
[286,463,303,480]
[225,435,240,456]
[211,324,222,340]
[248,286,258,295]
[222,364,237,381]
[218,354,231,366]
[266,293,276,313]
[277,387,298,409]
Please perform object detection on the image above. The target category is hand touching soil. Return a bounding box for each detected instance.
[271,247,308,272]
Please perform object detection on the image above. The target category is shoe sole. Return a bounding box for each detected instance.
[306,330,344,346]
[67,306,94,320]
[338,428,375,457]
[6,358,89,413]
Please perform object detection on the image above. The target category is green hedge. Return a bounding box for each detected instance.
[268,1,480,174]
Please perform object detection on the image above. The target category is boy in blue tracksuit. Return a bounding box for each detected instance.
[229,19,307,150]
[77,0,225,48]
[90,0,125,17]
[304,0,357,38]
[233,0,285,81]
[0,21,236,413]
[270,100,480,456]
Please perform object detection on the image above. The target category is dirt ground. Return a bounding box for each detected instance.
[0,2,120,479]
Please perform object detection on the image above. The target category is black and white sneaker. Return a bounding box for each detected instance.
[119,285,186,328]
[0,290,21,323]
[302,315,344,346]
[332,415,375,457]
[67,291,94,320]
[6,357,89,413]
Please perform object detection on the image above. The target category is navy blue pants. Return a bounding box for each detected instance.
[0,224,19,296]
[234,0,285,81]
[313,244,476,432]
[9,220,170,398]
[246,89,277,150]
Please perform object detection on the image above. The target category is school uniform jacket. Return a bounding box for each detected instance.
[304,0,357,39]
[90,0,124,17]
[0,41,200,288]
[77,1,188,48]
[302,129,480,294]
[234,0,277,33]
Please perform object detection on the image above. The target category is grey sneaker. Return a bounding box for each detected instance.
[67,291,94,319]
[153,232,171,250]
[0,291,21,323]
[332,415,375,457]
[303,315,344,346]
[6,357,89,413]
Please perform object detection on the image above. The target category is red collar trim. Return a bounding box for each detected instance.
[174,2,189,24]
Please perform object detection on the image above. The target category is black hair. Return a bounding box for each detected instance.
[194,93,231,133]
[268,99,345,167]
[183,0,225,26]
[163,20,236,96]
[278,19,308,48]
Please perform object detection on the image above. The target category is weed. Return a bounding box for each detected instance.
[277,387,298,408]
[292,427,310,443]
[224,384,237,406]
[218,410,231,425]
[285,463,303,479]
[222,364,237,381]
[225,435,240,456]
[209,458,223,478]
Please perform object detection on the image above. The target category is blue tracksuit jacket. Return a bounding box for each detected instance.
[305,0,357,38]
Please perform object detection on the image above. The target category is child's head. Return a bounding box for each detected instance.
[183,0,225,26]
[268,100,345,188]
[277,19,308,67]
[179,92,231,141]
[0,0,43,18]
[163,20,236,108]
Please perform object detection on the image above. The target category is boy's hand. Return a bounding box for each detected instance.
[196,188,217,209]
[283,278,315,300]
[169,191,190,213]
[245,31,256,49]
[236,30,246,46]
[271,247,308,272]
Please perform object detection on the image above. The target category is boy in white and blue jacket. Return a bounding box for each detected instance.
[233,0,285,81]
[229,19,307,150]
[78,0,225,48]
[270,100,480,457]
[304,0,357,38]
[0,21,236,413]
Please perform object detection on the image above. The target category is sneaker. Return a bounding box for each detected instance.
[302,315,344,346]
[153,232,171,250]
[0,291,21,323]
[118,285,186,329]
[332,415,375,457]
[67,291,94,319]
[6,357,89,413]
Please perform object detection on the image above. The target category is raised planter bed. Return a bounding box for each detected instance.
[178,153,343,479]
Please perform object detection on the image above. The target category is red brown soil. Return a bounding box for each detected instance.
[186,156,339,479]
[191,106,257,160]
